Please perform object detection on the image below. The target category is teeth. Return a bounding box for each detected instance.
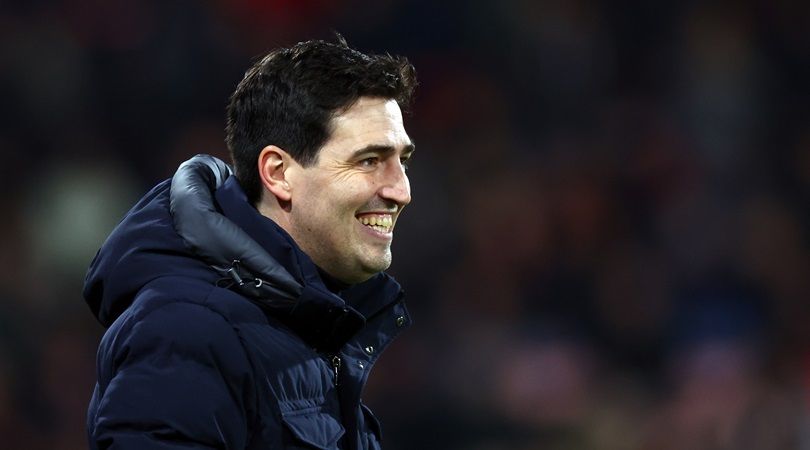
[358,214,393,232]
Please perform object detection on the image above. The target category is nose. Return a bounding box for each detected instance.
[379,159,411,207]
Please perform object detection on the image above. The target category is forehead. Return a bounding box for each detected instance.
[322,97,410,155]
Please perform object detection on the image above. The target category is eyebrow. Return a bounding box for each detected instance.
[349,142,415,160]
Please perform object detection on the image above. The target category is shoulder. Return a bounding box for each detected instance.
[89,278,264,449]
[97,276,268,376]
[129,275,268,328]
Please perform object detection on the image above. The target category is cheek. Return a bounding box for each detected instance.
[339,178,376,205]
[299,174,376,217]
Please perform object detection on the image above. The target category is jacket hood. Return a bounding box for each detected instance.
[83,176,213,327]
[84,155,403,351]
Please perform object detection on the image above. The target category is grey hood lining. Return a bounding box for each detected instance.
[169,154,302,305]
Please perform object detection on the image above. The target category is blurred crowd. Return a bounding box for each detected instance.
[1,1,809,449]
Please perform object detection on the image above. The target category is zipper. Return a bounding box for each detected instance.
[330,354,342,386]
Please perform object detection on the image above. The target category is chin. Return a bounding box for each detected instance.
[337,249,392,283]
[364,261,391,277]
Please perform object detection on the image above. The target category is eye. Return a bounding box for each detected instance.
[359,157,379,168]
[400,156,412,170]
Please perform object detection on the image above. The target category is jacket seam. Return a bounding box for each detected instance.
[202,284,263,445]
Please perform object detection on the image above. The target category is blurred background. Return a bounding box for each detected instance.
[1,0,809,448]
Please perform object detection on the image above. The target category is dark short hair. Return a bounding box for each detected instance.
[225,36,417,205]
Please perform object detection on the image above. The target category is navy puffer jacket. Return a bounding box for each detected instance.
[84,155,411,449]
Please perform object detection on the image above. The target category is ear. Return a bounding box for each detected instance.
[258,145,293,202]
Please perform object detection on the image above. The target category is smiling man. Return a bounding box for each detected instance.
[258,97,414,284]
[84,37,417,450]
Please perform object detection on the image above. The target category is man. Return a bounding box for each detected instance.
[84,37,417,449]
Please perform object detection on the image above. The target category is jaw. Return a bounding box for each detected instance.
[299,217,394,284]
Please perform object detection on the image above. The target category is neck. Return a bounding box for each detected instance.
[257,199,291,231]
[317,266,352,293]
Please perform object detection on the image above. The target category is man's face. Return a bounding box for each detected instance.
[285,97,413,284]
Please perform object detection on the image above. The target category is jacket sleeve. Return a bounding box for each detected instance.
[89,301,257,449]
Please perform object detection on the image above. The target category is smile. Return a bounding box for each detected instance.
[357,214,394,234]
